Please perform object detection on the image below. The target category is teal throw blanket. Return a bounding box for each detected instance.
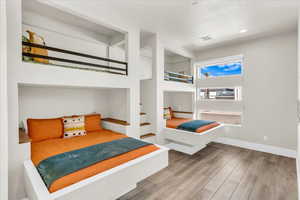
[36,137,152,189]
[177,120,215,132]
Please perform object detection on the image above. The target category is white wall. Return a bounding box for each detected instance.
[196,31,298,150]
[139,55,152,79]
[18,86,123,122]
[0,0,8,200]
[140,80,154,133]
[165,55,191,75]
[106,88,128,121]
[164,91,194,112]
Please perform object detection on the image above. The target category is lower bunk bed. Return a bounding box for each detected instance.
[23,114,169,200]
[163,117,223,155]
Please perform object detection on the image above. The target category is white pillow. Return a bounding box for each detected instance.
[22,119,28,134]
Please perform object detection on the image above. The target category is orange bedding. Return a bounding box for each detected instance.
[31,129,159,193]
[166,117,220,133]
[166,117,193,129]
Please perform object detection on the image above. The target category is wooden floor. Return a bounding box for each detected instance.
[119,143,298,200]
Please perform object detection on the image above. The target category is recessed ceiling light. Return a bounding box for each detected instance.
[240,29,248,33]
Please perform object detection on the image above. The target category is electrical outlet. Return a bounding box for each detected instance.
[263,136,268,141]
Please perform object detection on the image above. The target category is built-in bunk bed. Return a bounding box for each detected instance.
[20,1,168,200]
[163,91,223,155]
[164,50,194,84]
[23,113,168,200]
[22,0,128,76]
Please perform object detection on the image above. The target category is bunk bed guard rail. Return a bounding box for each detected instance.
[22,42,128,76]
[164,71,193,84]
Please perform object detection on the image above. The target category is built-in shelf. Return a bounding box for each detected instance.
[19,128,31,144]
[140,112,146,115]
[199,110,242,116]
[173,111,194,114]
[102,118,130,126]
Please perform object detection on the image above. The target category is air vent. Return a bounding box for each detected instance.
[191,0,199,5]
[200,35,212,41]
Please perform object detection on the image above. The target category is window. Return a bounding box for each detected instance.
[199,61,242,79]
[199,87,242,101]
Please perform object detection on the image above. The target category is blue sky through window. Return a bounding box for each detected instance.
[200,62,242,77]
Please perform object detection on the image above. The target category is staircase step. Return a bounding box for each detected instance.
[140,114,148,124]
[140,122,151,126]
[140,133,156,139]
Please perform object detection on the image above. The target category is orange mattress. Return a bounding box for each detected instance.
[166,117,193,129]
[31,129,159,193]
[166,117,220,133]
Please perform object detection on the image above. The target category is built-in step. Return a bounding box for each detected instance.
[140,133,156,143]
[140,122,151,126]
[140,122,152,136]
[140,112,148,124]
[140,133,156,139]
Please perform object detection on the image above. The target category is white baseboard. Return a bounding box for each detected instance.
[297,159,300,200]
[214,137,297,158]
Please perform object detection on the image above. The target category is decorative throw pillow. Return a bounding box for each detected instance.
[164,108,171,120]
[85,114,102,132]
[22,35,33,62]
[62,116,86,138]
[27,118,64,142]
[27,30,49,64]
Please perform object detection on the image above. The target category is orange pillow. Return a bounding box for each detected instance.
[27,118,63,142]
[85,114,102,132]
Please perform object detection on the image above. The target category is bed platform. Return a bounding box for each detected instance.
[163,118,224,155]
[23,118,169,200]
[24,144,168,200]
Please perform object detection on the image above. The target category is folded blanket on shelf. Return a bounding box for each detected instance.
[177,120,215,132]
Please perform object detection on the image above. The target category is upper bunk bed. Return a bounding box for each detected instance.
[162,49,195,92]
[164,49,194,84]
[22,0,128,76]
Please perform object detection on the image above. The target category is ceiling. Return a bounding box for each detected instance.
[109,0,299,53]
[45,0,299,54]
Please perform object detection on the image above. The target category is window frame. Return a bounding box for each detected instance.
[198,87,242,101]
[196,55,244,80]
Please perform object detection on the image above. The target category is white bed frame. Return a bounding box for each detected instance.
[23,121,169,200]
[24,145,168,200]
[163,122,224,155]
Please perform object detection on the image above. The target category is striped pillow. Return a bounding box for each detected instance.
[62,116,86,138]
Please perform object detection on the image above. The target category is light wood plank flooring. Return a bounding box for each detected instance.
[119,143,298,200]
